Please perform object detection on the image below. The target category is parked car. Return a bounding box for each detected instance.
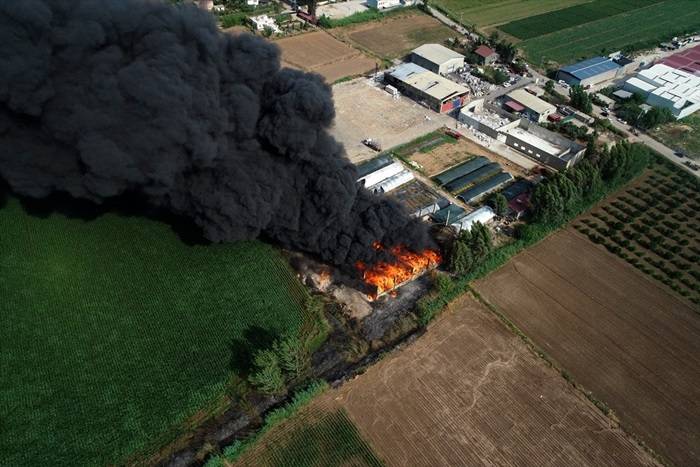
[601,111,609,117]
[684,161,700,170]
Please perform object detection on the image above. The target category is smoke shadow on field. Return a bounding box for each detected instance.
[228,326,277,374]
[0,179,8,211]
[8,189,210,246]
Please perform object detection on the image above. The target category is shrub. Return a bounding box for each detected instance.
[248,349,285,395]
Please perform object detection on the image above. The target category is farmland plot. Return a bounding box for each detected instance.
[0,197,312,466]
[332,295,657,466]
[573,166,700,305]
[233,405,383,467]
[499,0,664,40]
[519,0,700,65]
[275,30,375,83]
[334,11,455,59]
[475,228,700,467]
[431,0,586,28]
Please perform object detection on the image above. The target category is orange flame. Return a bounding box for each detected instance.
[356,243,441,300]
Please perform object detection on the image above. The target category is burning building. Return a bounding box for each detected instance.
[0,0,435,272]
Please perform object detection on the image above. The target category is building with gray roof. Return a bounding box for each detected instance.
[384,63,470,113]
[411,44,465,75]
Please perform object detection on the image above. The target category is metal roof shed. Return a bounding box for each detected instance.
[356,155,393,179]
[560,56,620,81]
[451,206,496,233]
[433,157,489,186]
[457,172,513,203]
[444,163,502,194]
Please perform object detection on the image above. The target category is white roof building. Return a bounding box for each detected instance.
[451,206,496,233]
[623,64,700,119]
[359,161,404,189]
[372,170,415,194]
[505,88,556,123]
[250,15,280,34]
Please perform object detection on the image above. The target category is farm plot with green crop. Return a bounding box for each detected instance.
[499,0,664,40]
[431,0,585,28]
[0,197,315,466]
[573,162,700,306]
[223,405,384,467]
[519,0,700,65]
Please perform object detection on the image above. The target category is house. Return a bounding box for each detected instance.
[474,45,498,65]
[411,44,465,75]
[504,88,556,123]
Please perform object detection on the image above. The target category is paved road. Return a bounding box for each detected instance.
[590,104,699,177]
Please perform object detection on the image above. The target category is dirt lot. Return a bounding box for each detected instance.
[411,136,531,178]
[333,11,456,60]
[330,79,452,164]
[330,293,658,466]
[474,228,700,467]
[274,30,375,83]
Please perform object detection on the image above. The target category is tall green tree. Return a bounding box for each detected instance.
[569,85,592,114]
[248,349,285,395]
[488,193,509,216]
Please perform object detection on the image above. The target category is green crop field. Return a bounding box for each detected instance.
[499,0,664,40]
[0,197,313,466]
[518,0,700,65]
[228,407,384,466]
[431,0,585,28]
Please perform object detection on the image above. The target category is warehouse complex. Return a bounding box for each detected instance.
[385,63,470,113]
[433,156,513,203]
[623,64,700,119]
[459,101,584,170]
[557,56,622,87]
[411,44,465,75]
[504,88,556,123]
[660,44,700,75]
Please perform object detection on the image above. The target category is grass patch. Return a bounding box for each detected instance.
[430,0,589,28]
[0,197,319,465]
[649,113,700,160]
[320,6,416,28]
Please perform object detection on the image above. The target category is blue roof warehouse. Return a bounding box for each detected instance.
[556,56,622,88]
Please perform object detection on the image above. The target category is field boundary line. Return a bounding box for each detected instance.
[467,287,670,467]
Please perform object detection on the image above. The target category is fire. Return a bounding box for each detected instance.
[356,243,441,300]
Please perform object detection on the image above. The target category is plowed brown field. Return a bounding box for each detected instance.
[275,30,375,82]
[334,11,455,59]
[331,294,658,466]
[475,228,700,467]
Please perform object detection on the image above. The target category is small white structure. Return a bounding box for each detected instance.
[451,206,495,233]
[197,0,214,10]
[359,161,404,189]
[250,15,280,34]
[373,170,415,194]
[367,0,402,9]
[247,0,260,5]
[385,85,399,97]
[623,64,700,119]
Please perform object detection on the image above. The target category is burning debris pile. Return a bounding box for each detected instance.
[356,242,441,300]
[0,0,433,270]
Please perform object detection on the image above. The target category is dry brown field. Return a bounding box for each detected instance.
[474,228,700,467]
[333,11,455,59]
[411,136,531,178]
[330,79,452,164]
[274,30,375,83]
[233,293,658,466]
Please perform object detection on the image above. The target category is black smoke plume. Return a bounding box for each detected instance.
[0,0,434,268]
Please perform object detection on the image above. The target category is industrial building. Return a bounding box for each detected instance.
[504,88,556,123]
[384,63,470,113]
[474,45,498,65]
[659,44,700,75]
[622,64,700,119]
[556,56,621,87]
[411,44,465,75]
[459,101,585,170]
[433,155,513,203]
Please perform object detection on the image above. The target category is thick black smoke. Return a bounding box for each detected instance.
[0,0,433,268]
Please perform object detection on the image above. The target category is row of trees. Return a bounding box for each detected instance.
[569,85,593,114]
[531,142,653,225]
